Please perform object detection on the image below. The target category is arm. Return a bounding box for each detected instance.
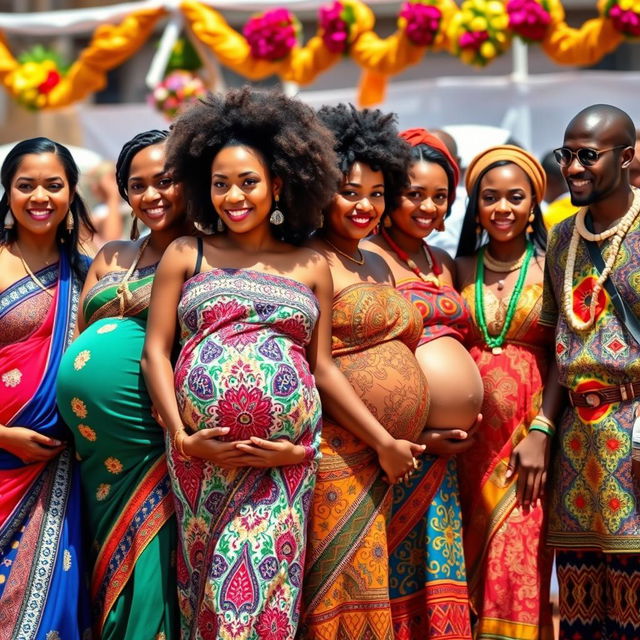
[0,424,65,463]
[141,239,250,466]
[306,257,424,483]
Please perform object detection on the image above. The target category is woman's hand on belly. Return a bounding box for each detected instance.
[232,437,307,467]
[183,427,253,467]
[419,415,480,456]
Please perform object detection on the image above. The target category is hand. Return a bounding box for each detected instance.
[505,430,551,513]
[419,415,481,456]
[0,425,65,464]
[231,437,306,468]
[376,438,426,484]
[180,427,252,467]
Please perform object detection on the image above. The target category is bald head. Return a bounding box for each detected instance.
[565,104,636,147]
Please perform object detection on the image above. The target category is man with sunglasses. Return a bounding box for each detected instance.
[539,104,640,639]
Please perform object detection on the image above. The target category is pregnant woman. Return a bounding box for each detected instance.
[141,88,420,640]
[56,130,187,639]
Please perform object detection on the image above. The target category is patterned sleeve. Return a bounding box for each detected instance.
[540,227,559,328]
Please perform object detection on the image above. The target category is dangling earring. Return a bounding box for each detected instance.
[527,211,534,235]
[269,195,284,226]
[3,210,14,229]
[66,209,74,233]
[475,216,482,236]
[130,212,139,241]
[383,216,392,228]
[217,217,225,233]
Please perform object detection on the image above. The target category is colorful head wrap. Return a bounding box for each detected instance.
[400,128,460,207]
[465,144,546,204]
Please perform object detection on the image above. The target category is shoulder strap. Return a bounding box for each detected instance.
[584,214,640,346]
[193,237,203,278]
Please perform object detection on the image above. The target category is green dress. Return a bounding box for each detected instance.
[56,262,178,640]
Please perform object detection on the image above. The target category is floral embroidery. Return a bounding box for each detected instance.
[104,457,123,474]
[96,483,111,501]
[45,632,61,640]
[77,424,97,442]
[63,549,72,571]
[71,397,87,419]
[97,322,118,334]
[2,368,22,387]
[73,349,91,370]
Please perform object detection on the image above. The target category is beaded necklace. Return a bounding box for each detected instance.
[380,228,442,285]
[475,240,534,354]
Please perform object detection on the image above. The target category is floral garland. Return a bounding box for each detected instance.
[399,0,444,47]
[149,70,207,120]
[506,0,552,41]
[604,0,640,37]
[450,0,512,65]
[319,1,356,53]
[243,8,298,61]
[13,45,65,110]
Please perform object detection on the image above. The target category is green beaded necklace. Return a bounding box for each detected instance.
[474,240,534,354]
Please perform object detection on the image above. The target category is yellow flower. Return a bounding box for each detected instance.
[481,41,497,58]
[460,48,477,63]
[619,0,633,10]
[471,16,488,30]
[71,397,87,419]
[73,350,91,371]
[78,424,97,442]
[487,1,505,15]
[96,483,111,501]
[462,10,476,23]
[104,457,123,474]
[491,14,509,30]
[35,95,47,109]
[495,31,508,43]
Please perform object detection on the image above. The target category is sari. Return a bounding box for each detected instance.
[300,283,430,640]
[56,264,177,640]
[389,278,472,640]
[170,268,322,640]
[459,278,554,640]
[0,251,90,640]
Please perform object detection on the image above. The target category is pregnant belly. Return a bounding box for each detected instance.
[334,340,429,441]
[416,336,483,430]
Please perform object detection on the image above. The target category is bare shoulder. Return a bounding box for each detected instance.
[431,246,454,270]
[363,248,394,284]
[98,240,138,270]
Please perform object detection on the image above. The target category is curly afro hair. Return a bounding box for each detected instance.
[316,104,411,213]
[165,87,341,245]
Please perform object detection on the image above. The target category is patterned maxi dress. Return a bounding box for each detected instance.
[56,264,177,640]
[170,268,321,640]
[300,283,430,640]
[389,278,473,640]
[459,277,554,640]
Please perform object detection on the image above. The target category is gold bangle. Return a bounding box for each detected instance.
[529,424,554,437]
[532,414,555,428]
[173,430,190,459]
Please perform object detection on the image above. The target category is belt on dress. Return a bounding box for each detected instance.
[569,381,640,408]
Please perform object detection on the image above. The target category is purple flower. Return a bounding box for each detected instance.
[243,8,297,61]
[319,1,350,53]
[459,29,489,49]
[506,0,551,41]
[400,2,442,46]
[609,4,640,37]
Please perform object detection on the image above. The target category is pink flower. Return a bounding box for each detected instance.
[400,2,442,46]
[319,1,350,53]
[215,385,274,440]
[459,29,490,49]
[243,8,297,60]
[506,0,551,41]
[609,4,640,37]
[255,606,292,639]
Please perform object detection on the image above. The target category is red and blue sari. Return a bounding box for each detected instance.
[0,251,90,640]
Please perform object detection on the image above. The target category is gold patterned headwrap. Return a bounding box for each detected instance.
[465,144,546,204]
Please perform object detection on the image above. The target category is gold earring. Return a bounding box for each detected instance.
[3,210,14,230]
[269,195,284,226]
[383,216,392,228]
[66,209,74,232]
[475,215,482,236]
[527,211,534,235]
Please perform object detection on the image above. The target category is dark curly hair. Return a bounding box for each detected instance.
[316,104,411,213]
[456,160,547,258]
[165,88,341,245]
[115,129,169,239]
[0,137,95,277]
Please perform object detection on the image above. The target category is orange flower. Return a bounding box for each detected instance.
[77,424,97,442]
[96,483,111,501]
[70,397,87,419]
[104,457,123,474]
[572,276,607,324]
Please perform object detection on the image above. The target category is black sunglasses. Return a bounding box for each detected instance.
[553,145,627,168]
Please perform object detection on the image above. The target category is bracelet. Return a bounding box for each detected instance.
[532,414,555,430]
[173,430,190,459]
[303,444,316,462]
[529,423,555,437]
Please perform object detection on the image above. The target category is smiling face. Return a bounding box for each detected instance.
[127,143,184,231]
[390,160,449,239]
[326,162,385,241]
[210,145,280,234]
[477,163,534,244]
[8,152,73,238]
[561,116,631,207]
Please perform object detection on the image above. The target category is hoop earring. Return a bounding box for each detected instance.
[66,209,74,233]
[270,195,284,226]
[217,217,225,233]
[3,210,14,230]
[130,213,139,241]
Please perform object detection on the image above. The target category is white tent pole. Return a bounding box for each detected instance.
[145,11,183,90]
